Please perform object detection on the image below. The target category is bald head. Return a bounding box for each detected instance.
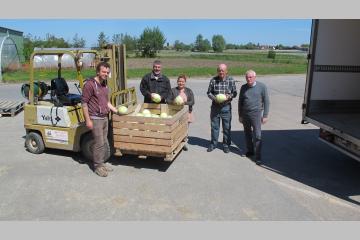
[217,64,228,80]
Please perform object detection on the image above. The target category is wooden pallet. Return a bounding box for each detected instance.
[0,100,25,117]
[112,103,189,161]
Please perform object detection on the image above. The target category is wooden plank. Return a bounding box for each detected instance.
[160,104,169,114]
[169,112,188,131]
[171,123,188,143]
[114,141,171,153]
[0,101,14,109]
[113,121,171,132]
[119,149,166,158]
[113,114,173,125]
[165,141,186,161]
[171,131,188,152]
[114,135,172,146]
[113,128,172,139]
[171,121,188,140]
[0,100,25,116]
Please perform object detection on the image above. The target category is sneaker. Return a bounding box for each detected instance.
[94,166,108,177]
[223,146,230,153]
[182,144,188,151]
[103,163,114,172]
[207,145,215,152]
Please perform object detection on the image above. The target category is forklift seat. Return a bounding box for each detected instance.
[51,78,81,106]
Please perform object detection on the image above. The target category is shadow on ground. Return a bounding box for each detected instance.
[232,129,360,206]
[188,135,242,154]
[108,154,173,172]
[43,146,173,172]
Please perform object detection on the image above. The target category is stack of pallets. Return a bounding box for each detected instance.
[0,100,25,117]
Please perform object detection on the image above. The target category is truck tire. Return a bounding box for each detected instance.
[25,132,45,154]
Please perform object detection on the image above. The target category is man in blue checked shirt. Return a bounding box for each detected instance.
[206,64,237,153]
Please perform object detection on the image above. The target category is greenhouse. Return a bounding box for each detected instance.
[0,27,23,82]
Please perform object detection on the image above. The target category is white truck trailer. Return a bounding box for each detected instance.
[302,19,360,161]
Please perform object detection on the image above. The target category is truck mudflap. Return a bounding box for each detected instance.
[319,129,360,161]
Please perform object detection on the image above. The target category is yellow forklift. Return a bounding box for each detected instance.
[22,44,135,160]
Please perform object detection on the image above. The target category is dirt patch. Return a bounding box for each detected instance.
[127,58,268,69]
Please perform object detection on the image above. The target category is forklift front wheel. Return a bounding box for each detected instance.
[25,132,45,154]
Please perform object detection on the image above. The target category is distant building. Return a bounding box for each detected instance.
[0,27,24,81]
[0,27,24,62]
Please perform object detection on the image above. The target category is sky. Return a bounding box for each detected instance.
[0,19,312,48]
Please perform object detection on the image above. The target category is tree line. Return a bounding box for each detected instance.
[23,26,308,61]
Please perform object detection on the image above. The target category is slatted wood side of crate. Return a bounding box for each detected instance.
[0,100,25,117]
[112,103,188,161]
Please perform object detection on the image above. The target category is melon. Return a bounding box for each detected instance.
[174,95,184,105]
[160,112,168,118]
[216,94,227,103]
[142,109,151,115]
[117,105,128,115]
[152,93,161,103]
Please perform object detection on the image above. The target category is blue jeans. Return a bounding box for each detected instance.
[210,103,232,147]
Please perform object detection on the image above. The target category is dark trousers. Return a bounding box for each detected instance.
[242,111,262,159]
[91,118,109,169]
[210,103,232,147]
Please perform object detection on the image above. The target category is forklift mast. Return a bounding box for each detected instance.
[99,44,127,94]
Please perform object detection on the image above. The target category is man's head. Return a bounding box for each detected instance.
[217,64,228,80]
[152,60,162,76]
[96,62,111,83]
[245,69,256,86]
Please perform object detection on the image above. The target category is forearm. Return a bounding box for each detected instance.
[207,93,216,101]
[82,104,91,122]
[107,102,118,113]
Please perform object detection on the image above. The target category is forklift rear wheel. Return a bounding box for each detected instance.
[25,132,45,154]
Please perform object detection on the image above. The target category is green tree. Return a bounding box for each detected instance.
[23,34,35,61]
[97,32,109,48]
[112,34,122,44]
[137,27,166,57]
[212,34,226,52]
[174,40,190,51]
[194,34,204,51]
[112,33,138,51]
[194,34,211,52]
[72,33,86,48]
[201,39,211,52]
[44,34,70,48]
[121,34,138,52]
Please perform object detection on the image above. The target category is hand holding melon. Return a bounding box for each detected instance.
[174,95,184,105]
[215,94,227,103]
[151,93,162,103]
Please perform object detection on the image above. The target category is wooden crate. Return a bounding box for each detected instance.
[112,103,188,161]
